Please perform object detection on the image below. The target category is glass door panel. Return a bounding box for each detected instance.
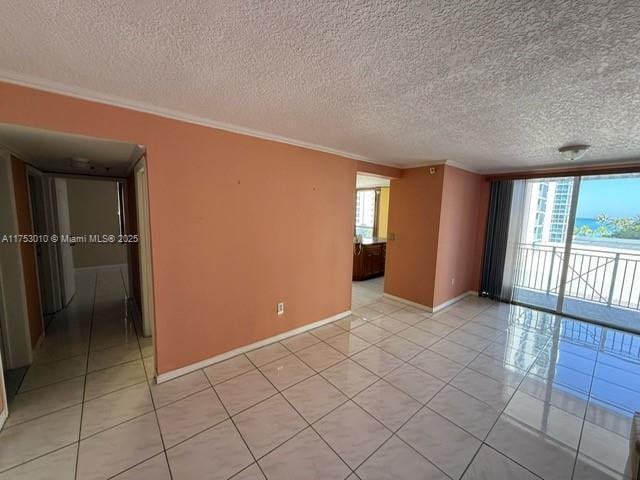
[560,174,640,330]
[510,178,575,312]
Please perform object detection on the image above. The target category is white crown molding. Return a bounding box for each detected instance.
[0,71,405,167]
[403,159,483,175]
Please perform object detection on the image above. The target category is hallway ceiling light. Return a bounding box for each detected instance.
[70,157,92,170]
[558,145,590,162]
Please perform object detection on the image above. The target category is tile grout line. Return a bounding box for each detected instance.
[569,342,601,480]
[202,362,271,480]
[73,270,99,480]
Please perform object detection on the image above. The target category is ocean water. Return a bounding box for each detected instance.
[575,218,599,230]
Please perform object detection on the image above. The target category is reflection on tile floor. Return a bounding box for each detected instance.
[1,274,639,479]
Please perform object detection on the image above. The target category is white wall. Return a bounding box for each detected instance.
[66,178,127,268]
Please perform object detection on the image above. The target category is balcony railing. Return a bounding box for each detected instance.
[514,243,640,311]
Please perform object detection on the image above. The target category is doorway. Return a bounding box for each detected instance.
[352,173,391,307]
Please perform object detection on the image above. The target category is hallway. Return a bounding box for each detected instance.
[0,267,155,478]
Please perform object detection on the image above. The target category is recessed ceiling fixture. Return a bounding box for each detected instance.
[558,144,590,162]
[70,157,92,169]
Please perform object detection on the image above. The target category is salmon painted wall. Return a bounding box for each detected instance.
[11,156,43,347]
[384,166,444,307]
[433,165,490,306]
[0,81,404,374]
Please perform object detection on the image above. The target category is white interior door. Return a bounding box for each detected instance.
[53,178,76,306]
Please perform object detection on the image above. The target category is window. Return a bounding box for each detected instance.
[355,189,378,240]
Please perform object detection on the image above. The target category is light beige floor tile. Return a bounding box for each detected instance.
[462,445,540,480]
[578,421,632,477]
[351,323,392,343]
[352,346,403,376]
[5,376,84,427]
[203,354,255,385]
[353,380,421,431]
[446,330,492,352]
[384,364,445,403]
[310,323,345,340]
[486,414,577,480]
[395,326,441,347]
[321,359,379,397]
[0,444,77,480]
[280,332,321,352]
[429,339,480,365]
[450,368,515,410]
[432,311,470,327]
[572,453,633,480]
[376,335,424,361]
[82,381,153,438]
[357,436,448,480]
[259,427,350,480]
[352,306,384,321]
[157,388,228,448]
[214,369,276,415]
[387,309,426,326]
[413,319,455,337]
[282,375,347,423]
[234,394,306,459]
[259,354,314,390]
[88,341,141,372]
[409,349,465,382]
[428,385,501,439]
[84,359,146,400]
[324,332,371,356]
[230,463,266,479]
[166,420,253,480]
[112,454,171,480]
[398,407,481,479]
[370,316,410,334]
[76,412,163,480]
[296,342,346,372]
[19,355,87,392]
[0,405,81,471]
[246,343,290,367]
[367,301,404,315]
[333,316,366,331]
[314,401,391,469]
[149,370,210,408]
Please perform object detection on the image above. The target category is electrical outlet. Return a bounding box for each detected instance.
[451,277,455,286]
[277,302,285,316]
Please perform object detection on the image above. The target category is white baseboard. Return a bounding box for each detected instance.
[382,293,433,312]
[432,291,476,313]
[156,310,352,384]
[0,407,7,431]
[383,290,476,314]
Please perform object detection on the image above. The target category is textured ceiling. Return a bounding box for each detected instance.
[0,124,141,176]
[0,1,639,172]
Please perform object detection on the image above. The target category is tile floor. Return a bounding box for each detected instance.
[1,273,639,479]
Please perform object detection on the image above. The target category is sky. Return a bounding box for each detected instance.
[576,176,640,218]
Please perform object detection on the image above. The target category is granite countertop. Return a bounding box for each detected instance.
[360,237,387,245]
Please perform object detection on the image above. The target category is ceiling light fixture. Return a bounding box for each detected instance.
[558,144,590,162]
[70,157,92,169]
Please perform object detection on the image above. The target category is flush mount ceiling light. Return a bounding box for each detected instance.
[558,144,590,162]
[70,157,92,169]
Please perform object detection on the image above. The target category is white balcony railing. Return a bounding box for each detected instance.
[514,243,640,311]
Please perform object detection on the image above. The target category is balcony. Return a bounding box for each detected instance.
[512,242,640,332]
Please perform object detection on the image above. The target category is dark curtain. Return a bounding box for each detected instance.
[480,180,514,300]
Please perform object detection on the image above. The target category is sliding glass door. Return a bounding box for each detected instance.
[506,174,640,331]
[560,174,640,330]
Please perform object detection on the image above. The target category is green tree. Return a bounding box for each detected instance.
[575,214,640,239]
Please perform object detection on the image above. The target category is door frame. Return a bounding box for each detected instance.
[0,262,10,429]
[26,166,63,315]
[134,157,155,341]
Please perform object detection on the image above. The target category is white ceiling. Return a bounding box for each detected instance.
[0,124,142,176]
[356,174,391,189]
[1,1,639,173]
